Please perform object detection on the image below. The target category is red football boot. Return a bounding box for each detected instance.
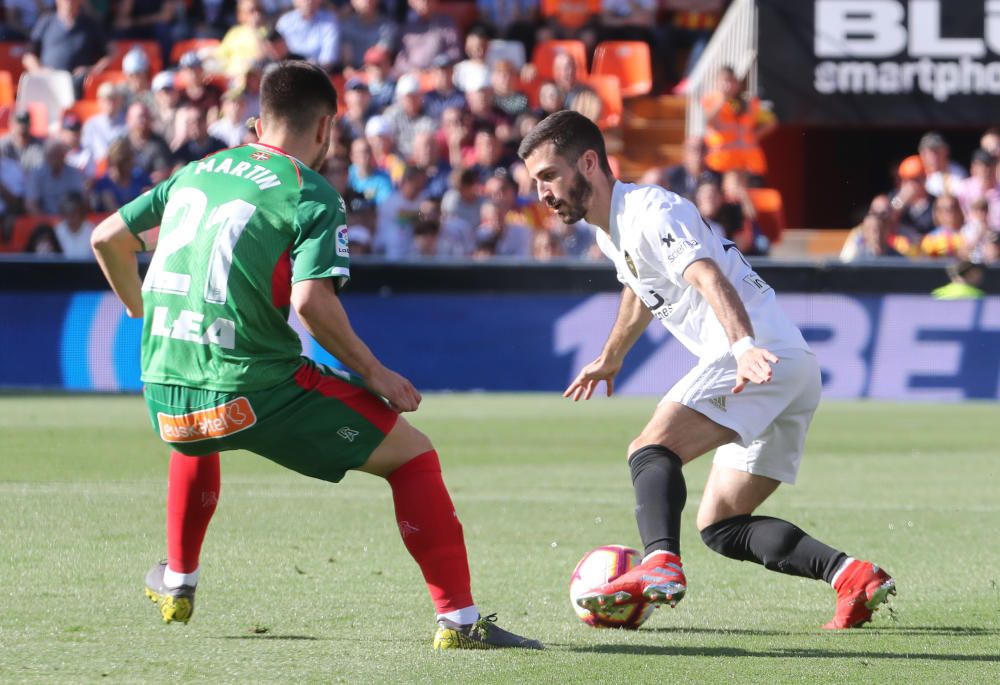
[823,560,896,629]
[576,551,687,612]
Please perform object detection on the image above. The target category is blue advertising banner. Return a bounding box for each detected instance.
[1,292,998,399]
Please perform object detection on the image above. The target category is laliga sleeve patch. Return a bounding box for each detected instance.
[336,225,349,258]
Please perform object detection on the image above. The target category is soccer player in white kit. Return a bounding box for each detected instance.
[519,111,895,629]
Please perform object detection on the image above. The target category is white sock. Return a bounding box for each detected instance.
[830,557,855,587]
[437,605,479,627]
[642,549,673,564]
[164,566,199,588]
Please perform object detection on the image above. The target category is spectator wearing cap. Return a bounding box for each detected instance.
[82,82,128,162]
[58,112,96,178]
[382,73,434,159]
[410,127,451,200]
[121,46,157,112]
[52,190,95,259]
[340,0,397,71]
[464,70,511,130]
[453,26,490,91]
[177,51,224,120]
[338,78,376,140]
[919,132,967,198]
[151,70,182,142]
[24,0,110,97]
[111,0,181,69]
[375,165,427,260]
[171,104,227,167]
[890,155,936,236]
[218,0,270,78]
[276,0,341,72]
[922,195,966,258]
[120,101,174,183]
[25,138,87,215]
[0,109,46,171]
[956,149,1000,231]
[363,114,406,184]
[423,55,466,122]
[490,60,529,120]
[92,137,152,212]
[362,45,396,110]
[209,90,249,148]
[394,0,461,75]
[348,137,394,205]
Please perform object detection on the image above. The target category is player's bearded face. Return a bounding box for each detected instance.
[554,167,592,224]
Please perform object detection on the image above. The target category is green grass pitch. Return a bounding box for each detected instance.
[1,395,998,684]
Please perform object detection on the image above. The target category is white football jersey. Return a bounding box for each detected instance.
[594,182,808,360]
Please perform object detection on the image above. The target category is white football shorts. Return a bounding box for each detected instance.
[662,348,822,484]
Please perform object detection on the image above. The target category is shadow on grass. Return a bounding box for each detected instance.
[567,644,1000,662]
[214,635,322,641]
[642,627,794,637]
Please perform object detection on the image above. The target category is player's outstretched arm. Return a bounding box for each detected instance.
[291,278,421,412]
[682,259,778,394]
[91,213,145,318]
[565,287,652,401]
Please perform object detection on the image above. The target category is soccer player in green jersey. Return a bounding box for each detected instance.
[91,60,541,651]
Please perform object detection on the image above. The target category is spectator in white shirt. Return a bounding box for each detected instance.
[275,0,340,71]
[919,131,967,198]
[53,191,95,259]
[82,82,128,162]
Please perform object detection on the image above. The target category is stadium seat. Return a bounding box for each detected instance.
[16,70,75,129]
[108,40,163,75]
[4,215,59,253]
[67,98,102,123]
[748,187,786,243]
[170,38,221,65]
[430,1,479,35]
[591,41,652,98]
[532,40,588,82]
[485,40,526,71]
[0,69,13,107]
[540,0,601,31]
[83,69,126,100]
[585,74,623,129]
[0,41,27,83]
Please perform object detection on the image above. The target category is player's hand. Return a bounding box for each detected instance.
[564,355,622,401]
[732,347,779,394]
[367,366,422,413]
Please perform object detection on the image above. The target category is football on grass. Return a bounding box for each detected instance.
[569,545,655,629]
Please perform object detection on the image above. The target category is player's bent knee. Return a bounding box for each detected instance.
[359,417,434,478]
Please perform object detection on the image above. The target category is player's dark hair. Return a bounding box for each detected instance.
[260,60,338,131]
[517,109,613,177]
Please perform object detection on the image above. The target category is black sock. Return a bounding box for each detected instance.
[700,514,847,583]
[629,445,687,557]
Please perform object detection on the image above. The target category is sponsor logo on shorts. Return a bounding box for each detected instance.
[337,426,360,442]
[709,396,727,411]
[157,397,257,443]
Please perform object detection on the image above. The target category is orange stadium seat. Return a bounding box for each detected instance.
[67,98,102,123]
[108,40,163,75]
[540,0,601,31]
[83,69,126,100]
[0,69,13,107]
[0,42,28,83]
[4,215,59,253]
[532,39,588,82]
[170,38,221,65]
[748,187,786,243]
[430,1,480,35]
[585,74,622,129]
[591,41,652,98]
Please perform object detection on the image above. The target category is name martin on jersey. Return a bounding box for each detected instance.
[194,156,282,190]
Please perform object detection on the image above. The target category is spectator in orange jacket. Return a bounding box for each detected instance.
[701,65,776,179]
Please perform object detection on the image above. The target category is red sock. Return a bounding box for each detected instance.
[166,450,220,574]
[387,450,473,614]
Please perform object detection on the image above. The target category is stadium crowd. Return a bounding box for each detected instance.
[0,0,996,266]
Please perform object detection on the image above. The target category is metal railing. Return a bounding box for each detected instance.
[684,0,759,137]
